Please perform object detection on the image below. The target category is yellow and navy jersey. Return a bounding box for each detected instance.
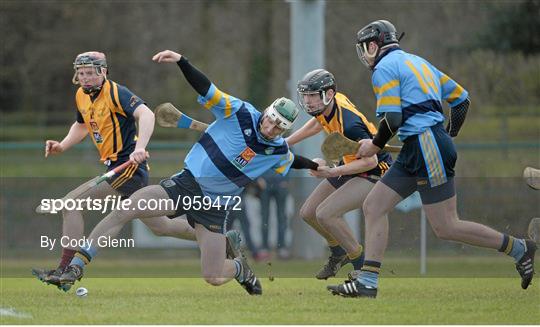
[372,48,468,141]
[75,80,145,162]
[315,92,392,176]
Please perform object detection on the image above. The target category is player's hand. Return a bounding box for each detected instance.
[152,50,182,63]
[310,165,334,178]
[130,148,149,164]
[45,140,64,157]
[312,158,327,167]
[356,139,380,158]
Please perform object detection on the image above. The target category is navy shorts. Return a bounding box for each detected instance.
[107,161,149,197]
[159,169,232,234]
[381,123,456,204]
[327,174,379,189]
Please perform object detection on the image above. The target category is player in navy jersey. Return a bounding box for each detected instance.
[286,69,392,280]
[59,50,324,296]
[327,20,536,298]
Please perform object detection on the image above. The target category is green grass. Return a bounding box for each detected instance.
[1,277,538,324]
[1,257,539,324]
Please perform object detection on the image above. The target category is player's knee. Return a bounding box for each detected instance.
[111,208,136,223]
[431,225,457,241]
[299,205,315,223]
[149,226,168,237]
[362,198,378,219]
[315,207,331,226]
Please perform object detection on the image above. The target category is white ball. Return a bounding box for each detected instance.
[76,287,88,297]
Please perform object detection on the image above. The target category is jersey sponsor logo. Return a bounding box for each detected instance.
[243,128,252,137]
[233,146,256,170]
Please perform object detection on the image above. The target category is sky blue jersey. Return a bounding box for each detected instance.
[372,48,468,141]
[183,84,294,199]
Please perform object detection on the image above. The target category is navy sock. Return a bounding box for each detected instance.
[329,245,346,257]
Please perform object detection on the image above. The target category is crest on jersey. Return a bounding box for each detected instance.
[233,146,256,170]
[265,147,275,155]
[243,128,252,137]
[129,95,139,109]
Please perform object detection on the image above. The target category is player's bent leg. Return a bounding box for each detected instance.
[300,179,349,279]
[423,195,503,248]
[60,185,175,286]
[195,223,236,286]
[33,180,120,291]
[327,181,403,298]
[316,177,373,253]
[195,223,261,294]
[423,194,536,289]
[362,181,403,262]
[299,179,337,241]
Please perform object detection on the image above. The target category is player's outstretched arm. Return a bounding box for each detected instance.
[285,117,322,146]
[152,50,211,97]
[46,122,88,157]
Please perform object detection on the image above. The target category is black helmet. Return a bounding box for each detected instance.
[356,20,399,48]
[297,69,336,116]
[356,20,400,68]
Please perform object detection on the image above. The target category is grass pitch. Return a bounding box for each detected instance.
[1,259,539,324]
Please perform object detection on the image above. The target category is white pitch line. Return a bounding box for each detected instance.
[0,307,33,319]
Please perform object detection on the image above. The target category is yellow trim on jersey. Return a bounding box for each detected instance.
[421,63,438,95]
[224,94,232,118]
[377,96,401,107]
[405,60,429,94]
[373,79,399,95]
[111,81,127,117]
[440,73,450,85]
[316,93,380,164]
[447,84,465,103]
[274,152,293,175]
[203,88,223,110]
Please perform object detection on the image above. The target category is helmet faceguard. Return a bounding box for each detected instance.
[297,69,336,116]
[72,51,108,94]
[355,20,400,69]
[260,97,299,140]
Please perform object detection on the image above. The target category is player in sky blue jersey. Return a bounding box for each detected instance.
[59,50,324,296]
[327,20,536,298]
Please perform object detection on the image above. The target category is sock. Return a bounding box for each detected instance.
[347,245,365,270]
[233,258,242,281]
[329,242,346,257]
[498,234,526,262]
[58,248,77,270]
[358,260,381,288]
[69,241,97,268]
